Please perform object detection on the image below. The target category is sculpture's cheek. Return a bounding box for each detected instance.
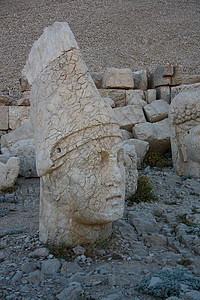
[185,125,200,163]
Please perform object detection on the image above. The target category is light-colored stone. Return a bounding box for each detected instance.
[143,100,169,122]
[0,157,19,190]
[126,89,144,102]
[127,211,159,234]
[150,65,173,88]
[102,97,115,108]
[41,258,61,275]
[171,65,183,86]
[90,71,103,89]
[123,143,138,198]
[182,74,200,85]
[27,22,126,246]
[113,105,146,131]
[99,89,126,107]
[133,118,171,152]
[9,106,30,130]
[0,95,12,106]
[132,69,148,90]
[102,67,134,89]
[156,86,171,103]
[145,89,156,104]
[126,97,147,107]
[171,83,200,101]
[1,123,37,177]
[0,106,9,130]
[123,138,149,167]
[56,286,83,300]
[120,129,133,141]
[169,91,200,177]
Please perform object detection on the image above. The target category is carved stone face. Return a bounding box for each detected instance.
[185,125,200,163]
[46,136,125,225]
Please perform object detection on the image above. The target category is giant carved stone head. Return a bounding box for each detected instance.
[23,22,125,246]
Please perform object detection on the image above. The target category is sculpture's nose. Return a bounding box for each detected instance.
[103,158,121,187]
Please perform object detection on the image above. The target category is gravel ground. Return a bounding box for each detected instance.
[1,0,200,97]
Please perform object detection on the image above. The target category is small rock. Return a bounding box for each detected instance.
[148,276,163,288]
[61,262,82,275]
[28,247,50,258]
[56,285,83,300]
[72,246,86,255]
[20,261,37,273]
[27,270,44,284]
[41,258,61,275]
[183,290,200,300]
[12,271,23,283]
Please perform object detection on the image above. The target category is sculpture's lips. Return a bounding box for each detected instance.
[106,195,122,204]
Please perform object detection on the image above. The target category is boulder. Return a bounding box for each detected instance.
[0,157,19,190]
[132,118,171,152]
[149,65,174,88]
[126,89,144,102]
[8,106,30,130]
[145,89,156,104]
[99,89,126,107]
[123,138,149,167]
[156,86,171,103]
[143,100,169,122]
[126,97,147,107]
[132,69,147,90]
[102,67,134,89]
[1,123,37,177]
[120,129,133,141]
[113,106,146,131]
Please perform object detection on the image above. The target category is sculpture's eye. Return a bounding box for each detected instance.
[100,151,109,163]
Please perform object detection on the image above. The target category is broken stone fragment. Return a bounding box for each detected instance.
[102,67,134,89]
[0,157,19,190]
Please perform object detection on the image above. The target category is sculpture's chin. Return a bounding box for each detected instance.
[74,206,124,225]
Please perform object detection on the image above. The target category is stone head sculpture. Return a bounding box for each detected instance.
[169,91,200,177]
[23,22,125,246]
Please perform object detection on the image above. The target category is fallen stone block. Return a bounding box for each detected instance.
[1,123,37,177]
[145,89,156,104]
[156,86,171,103]
[143,100,169,122]
[123,138,149,167]
[0,157,19,190]
[132,118,170,152]
[120,129,133,141]
[171,65,183,86]
[99,89,126,107]
[0,106,9,130]
[102,67,134,89]
[126,89,144,102]
[150,65,173,88]
[132,69,148,90]
[9,106,30,130]
[126,97,147,107]
[113,105,146,131]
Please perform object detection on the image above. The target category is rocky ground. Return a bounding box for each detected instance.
[0,165,200,300]
[1,0,200,98]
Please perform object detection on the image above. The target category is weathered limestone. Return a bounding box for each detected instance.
[0,106,9,130]
[132,69,148,90]
[123,139,149,167]
[1,123,37,177]
[171,83,200,101]
[113,106,146,131]
[143,100,169,122]
[132,118,170,152]
[149,65,182,88]
[90,72,103,89]
[0,157,19,190]
[120,129,133,141]
[169,91,200,177]
[102,68,134,89]
[99,89,126,107]
[126,90,144,102]
[25,22,126,246]
[126,98,146,107]
[182,74,200,85]
[145,89,156,104]
[123,144,138,198]
[156,86,171,103]
[9,106,30,130]
[102,97,115,108]
[0,95,12,106]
